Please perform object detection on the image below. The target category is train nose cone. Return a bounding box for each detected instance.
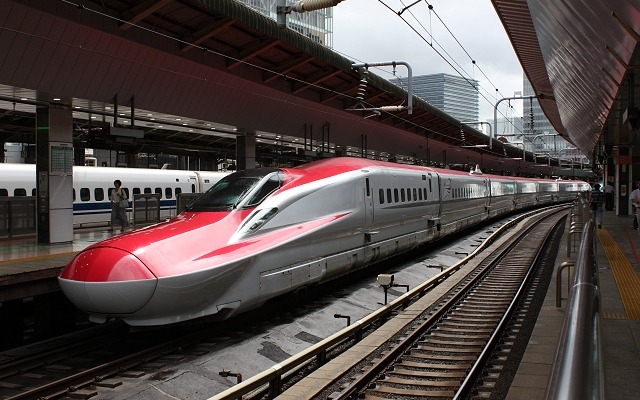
[58,247,157,314]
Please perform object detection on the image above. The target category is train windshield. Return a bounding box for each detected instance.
[186,168,282,211]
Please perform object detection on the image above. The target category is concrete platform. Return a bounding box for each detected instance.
[507,211,640,399]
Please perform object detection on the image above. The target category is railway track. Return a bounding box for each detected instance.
[304,207,566,400]
[0,321,213,400]
[0,208,567,400]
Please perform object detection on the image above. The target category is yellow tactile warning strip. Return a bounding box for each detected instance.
[602,312,626,320]
[598,228,640,320]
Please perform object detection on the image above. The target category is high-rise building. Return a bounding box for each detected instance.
[389,73,479,123]
[236,0,334,47]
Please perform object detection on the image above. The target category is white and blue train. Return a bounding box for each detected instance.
[0,163,228,228]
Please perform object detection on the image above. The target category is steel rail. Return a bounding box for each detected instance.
[335,209,565,400]
[454,213,567,399]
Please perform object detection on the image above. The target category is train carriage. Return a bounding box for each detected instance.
[56,157,589,326]
[0,164,228,228]
[437,169,490,235]
[487,176,517,217]
[515,178,540,210]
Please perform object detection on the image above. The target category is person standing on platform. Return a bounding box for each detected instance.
[588,183,605,228]
[604,181,614,211]
[110,179,130,232]
[630,181,640,230]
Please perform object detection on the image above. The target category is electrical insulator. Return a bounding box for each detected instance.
[378,106,405,112]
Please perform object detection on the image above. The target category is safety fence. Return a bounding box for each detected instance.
[0,196,36,237]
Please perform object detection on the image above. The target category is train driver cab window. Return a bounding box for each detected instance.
[94,188,104,202]
[186,168,281,211]
[245,172,283,207]
[80,188,90,202]
[165,188,173,199]
[0,189,8,196]
[14,188,27,196]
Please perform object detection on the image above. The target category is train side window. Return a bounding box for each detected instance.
[144,187,152,194]
[73,189,76,202]
[32,188,36,196]
[379,188,384,204]
[175,188,182,197]
[94,188,104,202]
[387,188,392,203]
[366,178,370,197]
[80,188,90,202]
[418,189,422,201]
[401,188,406,202]
[133,188,141,195]
[394,188,399,203]
[413,188,417,201]
[155,188,162,197]
[423,188,427,200]
[14,188,27,196]
[122,188,130,199]
[165,188,173,199]
[0,188,8,196]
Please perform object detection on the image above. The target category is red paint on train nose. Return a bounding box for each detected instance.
[60,247,156,282]
[59,247,158,315]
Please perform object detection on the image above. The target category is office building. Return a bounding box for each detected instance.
[389,73,480,123]
[236,0,334,47]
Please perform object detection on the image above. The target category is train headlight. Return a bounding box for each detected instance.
[238,207,278,234]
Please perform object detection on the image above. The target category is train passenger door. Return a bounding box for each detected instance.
[484,178,490,209]
[188,175,198,193]
[364,176,380,263]
[364,177,374,231]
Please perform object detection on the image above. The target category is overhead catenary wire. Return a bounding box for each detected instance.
[378,0,525,135]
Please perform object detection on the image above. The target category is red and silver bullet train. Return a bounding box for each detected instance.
[58,157,590,326]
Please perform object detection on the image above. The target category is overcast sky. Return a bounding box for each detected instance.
[332,0,524,123]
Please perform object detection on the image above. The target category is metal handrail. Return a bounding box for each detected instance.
[546,220,604,399]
